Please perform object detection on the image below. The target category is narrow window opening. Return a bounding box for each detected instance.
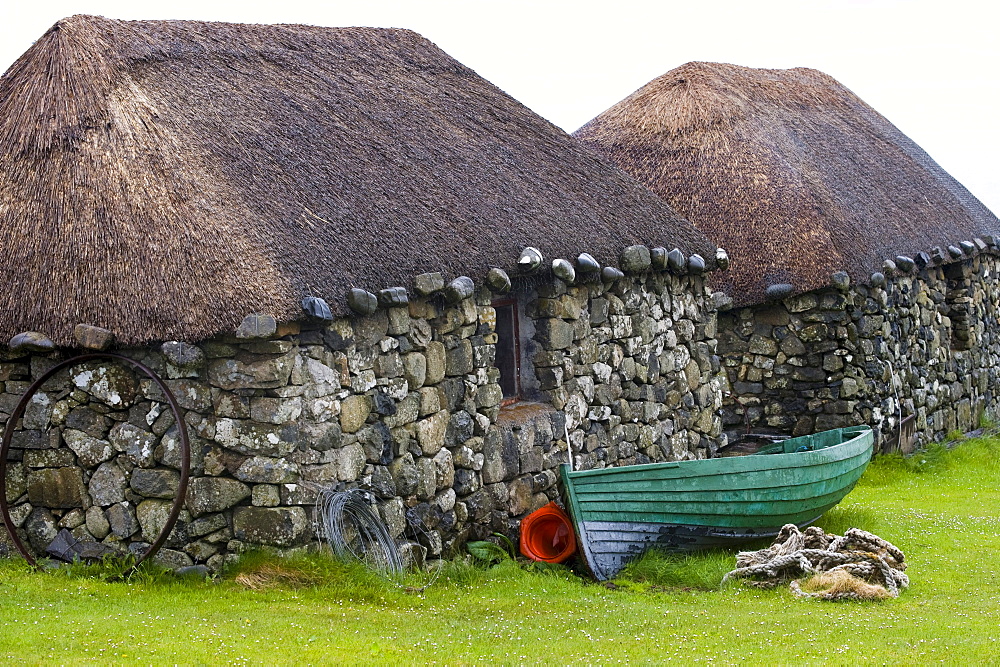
[493,298,521,404]
[944,262,972,351]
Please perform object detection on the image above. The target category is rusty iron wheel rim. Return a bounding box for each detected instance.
[0,352,190,577]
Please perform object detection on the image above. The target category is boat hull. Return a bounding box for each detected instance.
[559,426,874,580]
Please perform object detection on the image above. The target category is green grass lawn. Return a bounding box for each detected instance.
[3,435,1000,665]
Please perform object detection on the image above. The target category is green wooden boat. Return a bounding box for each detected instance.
[559,425,874,580]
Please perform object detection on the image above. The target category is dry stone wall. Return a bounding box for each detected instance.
[719,253,1000,450]
[2,268,722,570]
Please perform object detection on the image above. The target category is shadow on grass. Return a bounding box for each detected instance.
[616,548,735,590]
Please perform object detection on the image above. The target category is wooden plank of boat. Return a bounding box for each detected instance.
[559,425,874,580]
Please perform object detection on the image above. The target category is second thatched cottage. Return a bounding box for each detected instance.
[0,17,726,568]
[575,62,1000,451]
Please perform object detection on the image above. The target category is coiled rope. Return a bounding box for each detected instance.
[315,488,403,577]
[721,524,909,600]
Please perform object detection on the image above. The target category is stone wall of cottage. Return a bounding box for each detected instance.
[2,267,722,570]
[718,252,1000,450]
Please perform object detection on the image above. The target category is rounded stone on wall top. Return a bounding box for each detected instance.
[894,255,915,272]
[8,331,56,353]
[715,247,730,270]
[551,258,576,284]
[413,272,445,296]
[869,271,886,288]
[959,240,976,256]
[687,254,706,274]
[74,324,115,351]
[378,287,409,307]
[486,267,511,294]
[764,283,794,301]
[302,296,333,321]
[650,247,668,271]
[235,313,277,339]
[601,266,624,282]
[619,245,651,273]
[347,288,378,315]
[666,248,686,272]
[575,252,601,274]
[444,277,475,304]
[517,247,543,274]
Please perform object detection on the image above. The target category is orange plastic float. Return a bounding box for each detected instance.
[519,502,577,563]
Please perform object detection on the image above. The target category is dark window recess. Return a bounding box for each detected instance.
[493,299,521,401]
[944,263,972,351]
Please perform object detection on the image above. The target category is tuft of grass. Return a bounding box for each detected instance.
[812,504,886,535]
[41,553,175,584]
[434,555,486,588]
[618,549,735,590]
[859,442,954,486]
[944,429,966,444]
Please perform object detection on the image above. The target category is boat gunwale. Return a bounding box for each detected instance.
[574,475,867,510]
[571,456,871,496]
[564,426,873,482]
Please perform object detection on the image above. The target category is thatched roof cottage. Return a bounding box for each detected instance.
[1,17,725,569]
[575,62,1000,450]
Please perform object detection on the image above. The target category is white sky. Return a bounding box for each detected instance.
[2,0,998,214]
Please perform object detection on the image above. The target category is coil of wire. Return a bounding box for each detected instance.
[315,487,403,576]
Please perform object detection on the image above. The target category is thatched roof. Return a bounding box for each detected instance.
[0,16,715,346]
[574,62,1000,306]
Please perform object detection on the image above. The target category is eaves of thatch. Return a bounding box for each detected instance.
[574,62,1000,307]
[0,15,716,347]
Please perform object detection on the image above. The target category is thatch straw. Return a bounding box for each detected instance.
[233,563,320,590]
[574,62,1000,306]
[0,16,715,346]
